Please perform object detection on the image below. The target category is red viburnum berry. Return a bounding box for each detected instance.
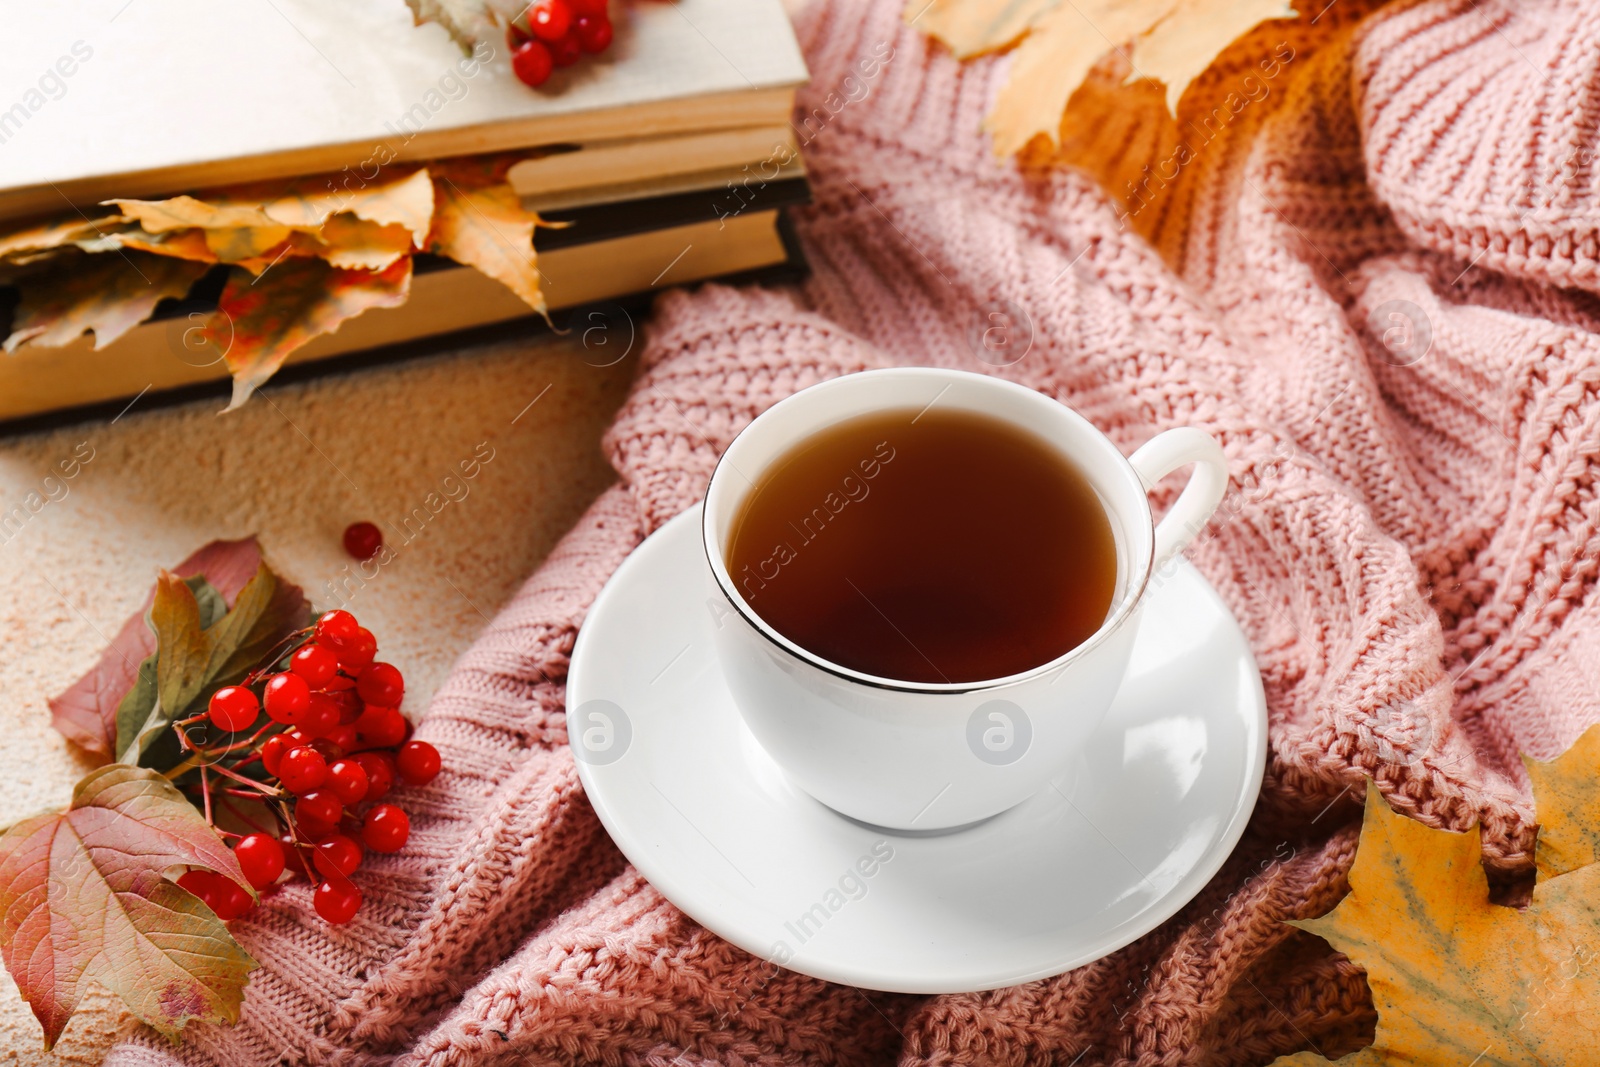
[574,14,611,53]
[355,704,407,749]
[263,672,310,725]
[290,643,340,688]
[326,759,370,805]
[361,804,410,853]
[396,740,441,786]
[207,686,259,732]
[342,521,383,562]
[339,628,378,672]
[261,733,290,777]
[296,693,342,739]
[296,790,343,829]
[512,40,554,87]
[529,0,571,42]
[353,751,396,801]
[312,833,363,879]
[550,30,582,67]
[235,833,285,890]
[278,745,328,794]
[314,880,361,924]
[314,610,360,648]
[356,662,404,707]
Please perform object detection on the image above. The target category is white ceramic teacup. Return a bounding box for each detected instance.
[702,368,1229,831]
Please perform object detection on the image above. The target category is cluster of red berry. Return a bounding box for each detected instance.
[508,0,615,87]
[176,610,439,926]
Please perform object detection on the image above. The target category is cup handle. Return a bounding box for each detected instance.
[1128,427,1230,573]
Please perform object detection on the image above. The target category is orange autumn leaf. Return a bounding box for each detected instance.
[203,256,412,410]
[315,216,417,272]
[426,155,547,313]
[249,167,436,250]
[1272,736,1600,1066]
[910,0,1295,154]
[2,253,209,352]
[1,152,542,407]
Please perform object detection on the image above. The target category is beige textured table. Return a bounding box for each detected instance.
[0,333,636,1064]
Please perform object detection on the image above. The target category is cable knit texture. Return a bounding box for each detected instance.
[106,0,1600,1062]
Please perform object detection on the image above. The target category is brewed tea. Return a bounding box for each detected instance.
[725,406,1117,683]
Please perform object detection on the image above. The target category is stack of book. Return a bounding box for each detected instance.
[0,0,810,430]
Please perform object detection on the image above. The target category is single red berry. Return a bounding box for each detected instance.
[312,833,364,879]
[290,643,340,688]
[278,745,328,794]
[353,751,396,801]
[264,672,311,725]
[529,0,571,41]
[315,610,360,649]
[338,628,377,672]
[297,789,343,828]
[326,759,370,805]
[551,30,582,66]
[568,0,606,15]
[325,722,360,755]
[355,705,407,749]
[235,833,285,890]
[296,693,342,739]
[361,804,411,853]
[314,880,362,924]
[207,686,259,732]
[512,39,554,87]
[396,740,441,786]
[177,869,220,908]
[574,14,612,52]
[357,663,404,707]
[342,521,383,562]
[261,733,290,777]
[212,877,254,921]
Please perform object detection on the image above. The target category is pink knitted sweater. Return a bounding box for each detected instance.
[108,0,1600,1062]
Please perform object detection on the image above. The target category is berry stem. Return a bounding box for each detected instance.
[201,766,214,826]
[207,761,284,797]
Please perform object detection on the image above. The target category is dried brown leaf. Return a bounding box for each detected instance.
[2,253,208,352]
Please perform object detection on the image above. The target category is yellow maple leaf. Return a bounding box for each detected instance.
[1273,729,1600,1066]
[426,156,547,314]
[910,0,1295,155]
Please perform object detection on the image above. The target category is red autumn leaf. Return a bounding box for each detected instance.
[49,537,267,758]
[202,256,413,411]
[0,765,256,1049]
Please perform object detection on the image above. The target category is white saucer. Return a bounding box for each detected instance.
[568,506,1266,994]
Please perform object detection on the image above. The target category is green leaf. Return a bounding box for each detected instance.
[112,655,159,765]
[0,765,256,1049]
[186,575,227,631]
[115,563,310,771]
